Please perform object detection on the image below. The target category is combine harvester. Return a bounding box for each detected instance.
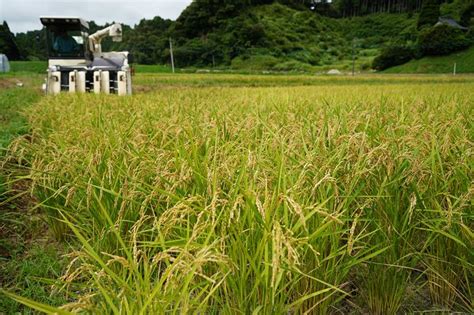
[40,17,132,95]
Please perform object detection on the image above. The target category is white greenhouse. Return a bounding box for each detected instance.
[0,54,10,72]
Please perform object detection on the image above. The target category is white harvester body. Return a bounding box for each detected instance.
[40,17,132,95]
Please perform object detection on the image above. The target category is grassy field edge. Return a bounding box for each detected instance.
[0,76,68,313]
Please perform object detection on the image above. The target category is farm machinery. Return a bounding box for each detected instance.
[40,17,132,95]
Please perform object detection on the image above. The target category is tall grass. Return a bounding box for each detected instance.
[4,78,473,313]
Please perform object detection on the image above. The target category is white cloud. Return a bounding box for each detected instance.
[0,0,192,33]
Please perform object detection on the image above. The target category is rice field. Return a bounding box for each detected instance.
[2,74,473,314]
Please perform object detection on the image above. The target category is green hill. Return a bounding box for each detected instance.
[4,0,473,72]
[232,7,419,72]
[384,46,474,73]
[169,3,418,71]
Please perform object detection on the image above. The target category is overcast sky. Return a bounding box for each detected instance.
[0,0,192,34]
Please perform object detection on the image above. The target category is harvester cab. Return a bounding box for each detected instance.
[40,17,132,95]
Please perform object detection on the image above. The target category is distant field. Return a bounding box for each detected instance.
[0,75,43,151]
[7,61,171,74]
[133,72,474,88]
[6,60,375,75]
[1,73,472,314]
[134,64,173,73]
[9,61,47,73]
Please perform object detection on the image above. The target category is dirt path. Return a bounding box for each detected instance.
[0,78,18,90]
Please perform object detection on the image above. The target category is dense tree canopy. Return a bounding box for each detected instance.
[124,17,172,65]
[460,2,474,26]
[14,29,47,60]
[333,0,424,17]
[418,23,471,54]
[417,0,441,29]
[0,21,21,60]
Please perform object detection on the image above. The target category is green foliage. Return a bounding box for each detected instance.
[338,13,418,46]
[172,38,219,67]
[123,17,172,65]
[167,4,427,69]
[6,1,472,71]
[440,0,465,20]
[0,245,67,313]
[460,2,474,26]
[418,24,470,56]
[331,0,425,17]
[133,64,173,73]
[231,54,281,70]
[418,0,441,30]
[272,59,314,71]
[0,85,40,152]
[174,0,245,38]
[0,21,21,60]
[9,3,421,70]
[372,45,414,70]
[384,45,474,73]
[0,75,41,202]
[9,61,46,73]
[14,30,47,61]
[169,4,346,68]
[0,77,66,314]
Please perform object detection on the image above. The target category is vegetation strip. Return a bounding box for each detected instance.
[0,76,68,313]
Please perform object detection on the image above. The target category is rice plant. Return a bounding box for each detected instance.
[3,75,473,313]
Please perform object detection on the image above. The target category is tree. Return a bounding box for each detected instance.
[122,17,171,64]
[330,0,425,17]
[460,3,474,27]
[15,29,47,60]
[0,21,21,60]
[418,24,470,55]
[417,0,440,30]
[372,45,414,70]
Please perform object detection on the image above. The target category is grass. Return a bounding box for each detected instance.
[0,86,40,152]
[0,74,68,313]
[132,72,474,88]
[8,59,378,76]
[134,64,173,73]
[0,243,67,313]
[385,46,474,74]
[0,75,42,199]
[2,73,472,313]
[9,61,47,74]
[0,74,42,195]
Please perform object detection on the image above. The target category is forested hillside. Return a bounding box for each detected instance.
[1,0,473,71]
